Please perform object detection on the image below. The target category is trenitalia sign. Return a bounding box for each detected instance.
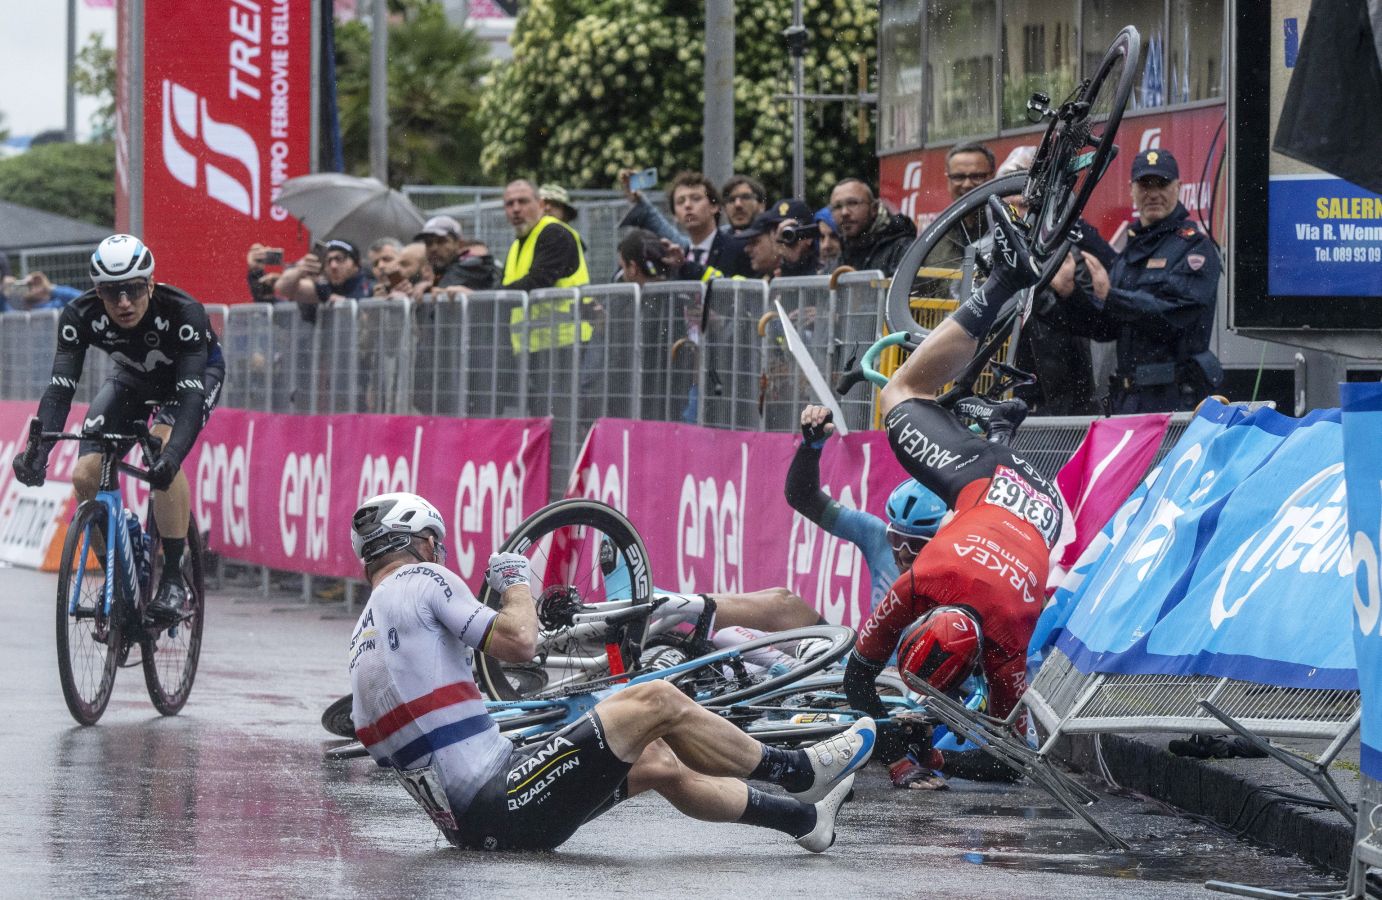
[117,0,315,302]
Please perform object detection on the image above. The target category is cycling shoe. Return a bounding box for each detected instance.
[792,717,876,805]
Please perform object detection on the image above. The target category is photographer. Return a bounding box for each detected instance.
[737,199,818,279]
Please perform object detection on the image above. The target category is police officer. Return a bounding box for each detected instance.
[1060,148,1222,413]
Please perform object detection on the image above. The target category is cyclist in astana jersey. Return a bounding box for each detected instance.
[844,196,1063,788]
[348,492,875,853]
[10,235,224,625]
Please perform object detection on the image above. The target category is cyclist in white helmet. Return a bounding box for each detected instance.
[11,234,224,626]
[348,491,875,853]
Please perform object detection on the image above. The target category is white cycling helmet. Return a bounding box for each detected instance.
[90,234,155,284]
[351,492,446,563]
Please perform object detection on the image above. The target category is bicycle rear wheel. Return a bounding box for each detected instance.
[670,625,855,707]
[474,499,655,701]
[142,520,205,716]
[1028,25,1141,258]
[56,501,120,726]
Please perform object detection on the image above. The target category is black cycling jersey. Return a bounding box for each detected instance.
[36,284,222,465]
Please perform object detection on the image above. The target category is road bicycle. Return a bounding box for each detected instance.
[863,25,1142,408]
[320,622,857,759]
[25,418,206,725]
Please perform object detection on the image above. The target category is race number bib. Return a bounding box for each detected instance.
[395,765,458,831]
[983,466,1059,547]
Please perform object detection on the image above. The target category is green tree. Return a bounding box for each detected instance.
[0,112,9,144]
[479,0,878,201]
[0,142,115,226]
[74,32,116,140]
[334,1,493,186]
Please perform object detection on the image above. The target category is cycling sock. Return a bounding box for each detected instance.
[750,746,814,793]
[949,275,1017,341]
[737,786,815,838]
[162,537,185,578]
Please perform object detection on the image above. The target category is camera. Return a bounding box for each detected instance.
[777,223,816,246]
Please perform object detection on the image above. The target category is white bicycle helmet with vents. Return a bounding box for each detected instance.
[90,234,155,284]
[351,492,447,563]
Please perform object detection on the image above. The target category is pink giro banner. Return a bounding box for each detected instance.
[0,401,550,585]
[565,418,909,629]
[1050,413,1170,586]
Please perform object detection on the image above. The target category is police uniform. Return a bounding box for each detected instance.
[1063,149,1223,413]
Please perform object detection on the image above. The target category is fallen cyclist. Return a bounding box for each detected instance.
[844,197,1064,790]
[347,492,876,852]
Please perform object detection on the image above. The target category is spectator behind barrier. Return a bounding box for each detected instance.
[829,178,915,277]
[368,238,404,286]
[501,179,589,292]
[376,241,429,300]
[276,239,373,308]
[539,183,580,224]
[722,174,767,233]
[412,215,500,300]
[737,198,818,279]
[245,243,284,303]
[0,271,81,313]
[668,172,754,278]
[943,142,996,202]
[815,207,842,274]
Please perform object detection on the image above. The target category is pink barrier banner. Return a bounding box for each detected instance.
[565,419,909,628]
[1050,413,1170,586]
[0,401,551,585]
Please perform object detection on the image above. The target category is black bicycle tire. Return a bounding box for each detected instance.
[1031,25,1141,257]
[676,624,855,707]
[142,522,205,716]
[322,693,356,738]
[56,500,121,726]
[474,499,655,702]
[884,173,1028,339]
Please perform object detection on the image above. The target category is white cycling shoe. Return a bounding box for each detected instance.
[791,716,876,805]
[796,773,855,853]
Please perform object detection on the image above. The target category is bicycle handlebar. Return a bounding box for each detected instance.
[834,332,916,396]
[25,416,163,481]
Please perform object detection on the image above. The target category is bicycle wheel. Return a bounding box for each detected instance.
[474,499,655,701]
[322,693,356,738]
[1028,25,1141,259]
[141,520,205,715]
[56,501,120,726]
[669,625,855,707]
[885,173,1027,338]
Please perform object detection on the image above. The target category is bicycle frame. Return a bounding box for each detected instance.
[70,490,139,618]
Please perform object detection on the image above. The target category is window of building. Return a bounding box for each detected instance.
[1001,0,1079,129]
[1168,0,1225,103]
[879,0,925,150]
[1083,0,1165,110]
[925,0,997,141]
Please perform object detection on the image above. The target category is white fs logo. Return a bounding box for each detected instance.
[161,80,261,218]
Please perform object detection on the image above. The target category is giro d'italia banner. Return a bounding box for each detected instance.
[1045,399,1357,690]
[1342,383,1382,778]
[0,402,550,585]
[565,419,911,629]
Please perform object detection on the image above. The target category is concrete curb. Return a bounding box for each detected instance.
[1060,732,1358,875]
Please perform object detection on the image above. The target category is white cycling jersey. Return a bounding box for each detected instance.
[349,562,511,814]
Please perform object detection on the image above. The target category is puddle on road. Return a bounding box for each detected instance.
[957,805,1074,820]
[960,846,1337,892]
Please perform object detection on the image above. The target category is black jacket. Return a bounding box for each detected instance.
[841,210,916,276]
[436,253,500,292]
[705,230,754,279]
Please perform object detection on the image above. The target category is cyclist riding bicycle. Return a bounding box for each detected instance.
[348,491,876,853]
[843,197,1063,789]
[10,235,224,626]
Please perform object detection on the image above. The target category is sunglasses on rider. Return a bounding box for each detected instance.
[96,280,150,304]
[886,525,931,559]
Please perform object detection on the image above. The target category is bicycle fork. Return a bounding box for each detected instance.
[69,494,139,619]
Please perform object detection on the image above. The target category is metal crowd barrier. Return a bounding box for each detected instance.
[15,244,94,288]
[1350,776,1382,897]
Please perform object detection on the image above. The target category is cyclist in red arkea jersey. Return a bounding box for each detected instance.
[843,196,1065,788]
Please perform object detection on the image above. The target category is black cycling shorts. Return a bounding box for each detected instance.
[79,352,225,457]
[447,710,631,851]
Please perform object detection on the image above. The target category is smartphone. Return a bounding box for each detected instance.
[628,167,658,193]
[312,240,329,259]
[262,248,284,266]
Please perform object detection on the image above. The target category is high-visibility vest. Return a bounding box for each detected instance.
[504,216,592,353]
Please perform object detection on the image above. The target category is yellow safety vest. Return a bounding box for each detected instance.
[505,216,592,353]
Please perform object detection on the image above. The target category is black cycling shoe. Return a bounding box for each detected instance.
[986,195,1040,291]
[145,575,189,626]
[985,398,1029,445]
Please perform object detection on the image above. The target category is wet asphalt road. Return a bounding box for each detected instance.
[0,565,1341,898]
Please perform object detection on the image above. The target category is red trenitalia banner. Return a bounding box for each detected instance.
[0,402,551,586]
[131,0,313,302]
[565,419,911,629]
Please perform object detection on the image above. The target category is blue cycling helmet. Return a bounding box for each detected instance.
[885,479,946,538]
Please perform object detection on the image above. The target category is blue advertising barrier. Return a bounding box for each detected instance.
[1045,400,1356,689]
[1343,383,1382,779]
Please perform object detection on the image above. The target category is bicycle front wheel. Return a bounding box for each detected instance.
[56,501,120,726]
[475,499,655,701]
[669,625,855,707]
[1029,25,1141,258]
[142,521,205,716]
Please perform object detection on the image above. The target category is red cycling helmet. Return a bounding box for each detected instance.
[897,606,982,696]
